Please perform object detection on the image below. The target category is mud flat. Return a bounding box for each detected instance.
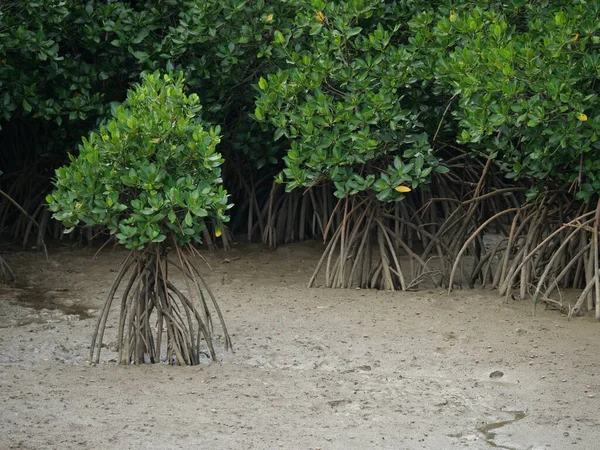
[1,243,599,449]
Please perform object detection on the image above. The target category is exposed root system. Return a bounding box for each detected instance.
[2,157,599,319]
[230,179,338,248]
[306,157,600,318]
[0,254,15,285]
[90,242,231,365]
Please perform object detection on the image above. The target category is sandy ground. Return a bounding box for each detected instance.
[0,242,599,450]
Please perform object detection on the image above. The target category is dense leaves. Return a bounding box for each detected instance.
[255,0,599,201]
[254,0,449,201]
[410,0,600,200]
[2,0,599,243]
[46,73,230,249]
[0,0,294,172]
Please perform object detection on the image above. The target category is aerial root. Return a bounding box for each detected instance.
[89,242,230,365]
[308,161,599,317]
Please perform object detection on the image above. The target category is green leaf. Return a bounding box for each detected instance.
[415,155,424,171]
[273,30,285,44]
[184,211,193,227]
[346,27,362,38]
[258,77,268,91]
[274,128,285,141]
[254,107,265,121]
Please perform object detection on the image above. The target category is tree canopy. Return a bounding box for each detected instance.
[47,72,230,249]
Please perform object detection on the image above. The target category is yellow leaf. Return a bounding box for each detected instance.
[395,185,412,193]
[571,33,579,44]
[215,225,222,238]
[449,11,457,22]
[315,10,325,22]
[150,137,161,143]
[577,113,588,121]
[266,13,274,22]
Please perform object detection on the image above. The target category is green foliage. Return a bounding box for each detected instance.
[254,0,450,201]
[46,73,230,249]
[154,0,298,168]
[0,0,296,172]
[3,0,599,216]
[0,1,154,126]
[254,0,600,201]
[409,0,600,200]
[0,1,171,173]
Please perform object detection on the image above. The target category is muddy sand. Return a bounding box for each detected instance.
[0,242,599,450]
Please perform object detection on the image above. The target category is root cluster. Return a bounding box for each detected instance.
[302,157,600,319]
[2,157,599,320]
[90,243,231,365]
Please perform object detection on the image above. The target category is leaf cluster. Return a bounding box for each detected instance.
[254,0,448,201]
[46,73,230,249]
[0,0,296,172]
[254,0,600,201]
[410,0,600,200]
